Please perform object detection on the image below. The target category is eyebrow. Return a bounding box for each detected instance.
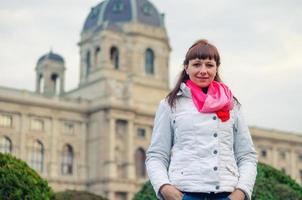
[192,59,215,64]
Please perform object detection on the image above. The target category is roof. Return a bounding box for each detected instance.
[82,0,164,32]
[37,51,64,65]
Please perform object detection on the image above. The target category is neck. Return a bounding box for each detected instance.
[202,87,209,94]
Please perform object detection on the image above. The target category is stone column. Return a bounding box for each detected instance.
[78,121,87,180]
[49,117,59,178]
[107,118,116,178]
[272,146,279,168]
[290,148,297,180]
[127,192,134,200]
[126,119,135,179]
[19,113,28,160]
[107,191,115,200]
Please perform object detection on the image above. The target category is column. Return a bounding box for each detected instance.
[78,121,88,180]
[106,118,116,178]
[126,119,135,179]
[290,149,297,180]
[19,113,28,160]
[272,146,278,168]
[49,118,59,178]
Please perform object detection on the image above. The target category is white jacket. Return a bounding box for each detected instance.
[146,83,257,200]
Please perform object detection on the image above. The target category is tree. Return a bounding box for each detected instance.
[133,163,302,200]
[0,153,54,200]
[253,162,302,200]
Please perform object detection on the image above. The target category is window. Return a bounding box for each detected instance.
[51,73,60,95]
[0,114,12,128]
[298,153,302,161]
[281,168,286,174]
[115,120,127,136]
[61,144,74,175]
[279,151,286,159]
[63,122,74,135]
[137,128,146,138]
[145,48,154,74]
[110,46,119,69]
[0,136,12,153]
[260,149,267,158]
[29,140,44,173]
[142,3,153,15]
[86,50,91,76]
[31,119,44,131]
[115,192,127,200]
[94,46,101,66]
[135,148,146,178]
[113,1,124,12]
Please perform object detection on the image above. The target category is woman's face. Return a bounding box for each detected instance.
[185,58,217,88]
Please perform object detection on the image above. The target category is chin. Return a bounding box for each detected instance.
[197,83,210,88]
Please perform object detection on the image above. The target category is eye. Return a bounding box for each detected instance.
[206,63,214,67]
[193,63,200,67]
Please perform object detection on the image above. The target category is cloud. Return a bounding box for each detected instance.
[0,0,301,133]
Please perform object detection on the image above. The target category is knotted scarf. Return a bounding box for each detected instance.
[186,79,234,122]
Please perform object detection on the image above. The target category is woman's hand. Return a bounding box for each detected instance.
[160,184,184,200]
[228,189,245,200]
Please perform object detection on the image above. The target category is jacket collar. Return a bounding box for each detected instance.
[177,82,192,98]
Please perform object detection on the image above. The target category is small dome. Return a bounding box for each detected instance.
[37,51,64,65]
[82,0,164,32]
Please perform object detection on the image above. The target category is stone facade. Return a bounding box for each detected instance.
[0,1,301,200]
[251,127,302,184]
[0,1,170,199]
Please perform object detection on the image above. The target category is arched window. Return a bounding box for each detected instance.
[61,144,74,175]
[51,73,60,95]
[86,50,91,76]
[30,140,44,172]
[94,46,101,67]
[110,46,119,69]
[0,136,12,154]
[135,148,146,178]
[145,48,154,74]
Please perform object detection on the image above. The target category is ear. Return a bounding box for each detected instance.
[184,65,188,74]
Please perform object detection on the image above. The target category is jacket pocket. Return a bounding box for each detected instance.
[226,164,240,178]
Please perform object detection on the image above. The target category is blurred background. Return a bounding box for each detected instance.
[1,0,301,133]
[0,0,302,199]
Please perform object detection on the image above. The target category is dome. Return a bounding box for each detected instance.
[37,51,64,65]
[82,0,164,32]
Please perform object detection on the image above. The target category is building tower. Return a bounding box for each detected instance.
[64,0,171,199]
[35,51,66,97]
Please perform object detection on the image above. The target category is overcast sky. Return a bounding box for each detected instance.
[0,0,301,133]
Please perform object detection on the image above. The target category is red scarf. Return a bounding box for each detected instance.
[186,80,234,122]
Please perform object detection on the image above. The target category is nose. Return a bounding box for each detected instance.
[198,65,207,75]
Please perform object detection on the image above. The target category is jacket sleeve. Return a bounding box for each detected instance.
[233,106,258,200]
[145,100,174,200]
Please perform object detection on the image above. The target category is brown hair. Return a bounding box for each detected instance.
[166,39,238,107]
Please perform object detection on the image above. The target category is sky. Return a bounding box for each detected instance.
[0,0,302,133]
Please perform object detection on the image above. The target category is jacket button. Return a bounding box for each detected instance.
[213,133,218,137]
[213,150,218,154]
[213,166,218,171]
[213,116,217,120]
[216,185,220,190]
[173,120,176,123]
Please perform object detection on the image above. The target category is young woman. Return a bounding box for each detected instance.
[146,39,257,200]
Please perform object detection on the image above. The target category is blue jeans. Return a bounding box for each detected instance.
[182,192,231,200]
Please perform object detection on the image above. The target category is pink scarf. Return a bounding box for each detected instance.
[186,80,234,122]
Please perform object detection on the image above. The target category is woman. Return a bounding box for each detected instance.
[146,39,257,200]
